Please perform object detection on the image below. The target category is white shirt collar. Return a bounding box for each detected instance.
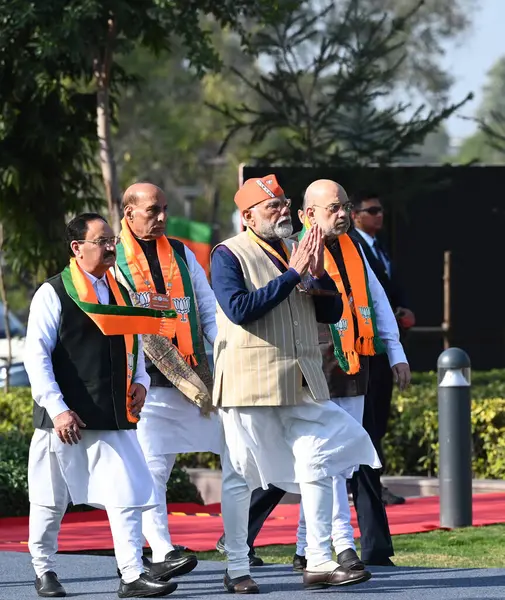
[82,269,108,286]
[356,228,376,248]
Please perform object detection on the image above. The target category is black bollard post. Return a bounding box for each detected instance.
[437,347,472,528]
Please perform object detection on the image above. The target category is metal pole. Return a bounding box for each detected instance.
[437,347,472,528]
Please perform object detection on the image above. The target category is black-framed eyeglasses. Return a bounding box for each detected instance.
[311,202,352,215]
[355,206,383,216]
[76,235,121,247]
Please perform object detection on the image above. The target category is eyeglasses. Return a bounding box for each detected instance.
[311,202,352,215]
[76,235,121,247]
[355,206,383,216]
[262,198,292,212]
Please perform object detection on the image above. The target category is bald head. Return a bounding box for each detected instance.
[123,182,165,208]
[304,179,351,240]
[303,179,349,210]
[123,182,168,240]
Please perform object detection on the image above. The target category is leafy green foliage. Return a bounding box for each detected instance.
[0,0,297,278]
[383,371,505,478]
[166,465,203,504]
[0,388,34,433]
[0,431,31,516]
[210,0,473,167]
[113,26,263,236]
[177,452,221,470]
[4,374,505,517]
[455,56,505,164]
[356,0,478,103]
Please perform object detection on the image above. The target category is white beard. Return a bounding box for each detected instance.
[257,218,293,240]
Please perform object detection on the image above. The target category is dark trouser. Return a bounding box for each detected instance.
[366,353,394,470]
[349,371,394,560]
[247,484,287,552]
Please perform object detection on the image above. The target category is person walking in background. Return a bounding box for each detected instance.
[350,190,416,505]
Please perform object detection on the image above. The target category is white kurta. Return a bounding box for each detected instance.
[138,244,223,457]
[220,389,381,494]
[24,273,157,509]
[137,387,223,456]
[28,428,158,509]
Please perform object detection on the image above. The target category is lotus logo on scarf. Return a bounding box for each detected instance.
[359,306,371,324]
[131,291,151,309]
[335,318,348,337]
[173,296,191,322]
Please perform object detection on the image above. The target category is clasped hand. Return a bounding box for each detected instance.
[289,225,325,279]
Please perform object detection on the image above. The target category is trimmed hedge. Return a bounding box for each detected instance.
[0,389,202,517]
[0,431,30,516]
[383,370,505,478]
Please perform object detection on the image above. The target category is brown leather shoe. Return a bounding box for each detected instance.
[224,571,260,594]
[303,566,371,589]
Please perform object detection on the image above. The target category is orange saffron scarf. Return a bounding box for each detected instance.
[117,219,198,365]
[300,220,385,374]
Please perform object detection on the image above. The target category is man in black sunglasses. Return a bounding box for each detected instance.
[350,191,415,507]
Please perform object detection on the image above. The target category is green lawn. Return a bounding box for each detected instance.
[194,524,505,569]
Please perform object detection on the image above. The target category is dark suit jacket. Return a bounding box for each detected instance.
[349,227,409,312]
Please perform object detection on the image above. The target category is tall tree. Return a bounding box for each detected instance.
[398,127,451,164]
[113,25,260,227]
[358,0,478,103]
[456,56,505,164]
[83,0,297,231]
[210,0,472,167]
[0,0,295,281]
[0,77,100,277]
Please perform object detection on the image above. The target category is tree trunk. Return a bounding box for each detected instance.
[95,18,121,233]
[0,224,12,393]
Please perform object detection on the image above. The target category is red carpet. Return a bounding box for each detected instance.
[2,494,505,553]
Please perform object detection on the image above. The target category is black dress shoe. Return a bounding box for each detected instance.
[292,553,307,572]
[223,571,259,594]
[35,571,66,597]
[303,566,371,589]
[117,556,158,580]
[363,556,396,567]
[381,485,406,505]
[248,553,264,567]
[337,548,365,570]
[147,550,198,581]
[117,573,177,598]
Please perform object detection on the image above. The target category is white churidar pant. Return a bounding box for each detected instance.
[28,428,157,583]
[219,391,379,576]
[137,386,223,562]
[296,395,366,557]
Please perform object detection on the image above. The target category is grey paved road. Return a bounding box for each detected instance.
[1,552,504,600]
